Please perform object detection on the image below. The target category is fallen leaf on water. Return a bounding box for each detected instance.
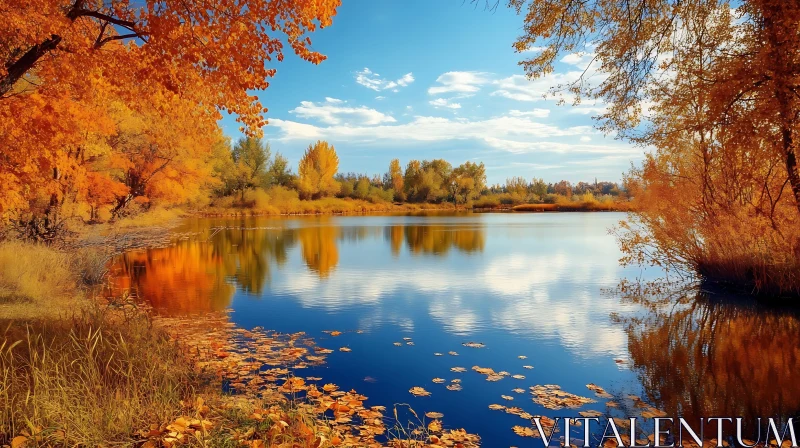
[502,395,514,401]
[339,347,351,352]
[512,426,540,437]
[434,352,443,356]
[428,420,443,432]
[579,410,603,418]
[512,388,525,394]
[489,404,506,411]
[450,367,466,373]
[406,341,415,346]
[450,378,461,383]
[426,412,444,419]
[409,386,431,397]
[446,384,463,391]
[393,342,402,346]
[512,375,526,380]
[432,378,446,384]
[523,365,534,369]
[641,407,667,418]
[329,331,342,337]
[606,401,619,408]
[403,337,413,341]
[448,351,459,356]
[587,383,613,398]
[518,355,527,359]
[462,342,485,348]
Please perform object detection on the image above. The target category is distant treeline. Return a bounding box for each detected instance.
[212,137,628,211]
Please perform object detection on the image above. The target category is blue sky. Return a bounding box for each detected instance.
[218,0,643,185]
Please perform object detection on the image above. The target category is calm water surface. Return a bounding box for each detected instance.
[109,212,800,446]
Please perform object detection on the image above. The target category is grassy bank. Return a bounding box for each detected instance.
[0,238,479,447]
[203,186,457,216]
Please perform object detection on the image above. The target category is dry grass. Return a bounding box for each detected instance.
[512,202,630,212]
[206,186,456,216]
[0,241,81,320]
[0,310,197,447]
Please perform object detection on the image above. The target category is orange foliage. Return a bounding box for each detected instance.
[0,0,339,225]
[506,0,800,295]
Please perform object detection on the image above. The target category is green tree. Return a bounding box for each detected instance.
[268,152,293,187]
[229,137,271,199]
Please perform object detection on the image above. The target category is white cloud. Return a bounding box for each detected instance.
[355,68,415,91]
[580,136,592,142]
[569,105,609,115]
[429,98,462,109]
[508,109,550,118]
[428,71,491,96]
[289,97,396,126]
[482,137,639,155]
[375,96,386,100]
[270,113,593,145]
[561,52,597,68]
[268,109,638,159]
[491,72,583,102]
[521,46,547,53]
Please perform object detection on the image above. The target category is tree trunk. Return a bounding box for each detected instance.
[0,35,62,97]
[763,1,800,215]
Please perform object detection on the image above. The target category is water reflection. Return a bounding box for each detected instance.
[108,216,488,314]
[621,286,800,433]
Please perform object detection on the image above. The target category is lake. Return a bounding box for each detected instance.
[108,212,800,446]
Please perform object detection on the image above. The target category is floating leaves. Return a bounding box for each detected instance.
[433,352,443,356]
[512,425,540,438]
[448,351,459,356]
[393,342,402,346]
[432,378,446,384]
[428,420,443,432]
[450,367,466,373]
[489,404,506,411]
[512,388,525,394]
[523,365,534,369]
[518,355,527,359]
[462,342,485,348]
[579,410,603,418]
[530,384,596,410]
[501,395,514,401]
[446,383,463,391]
[409,387,431,397]
[329,331,342,337]
[511,374,525,380]
[339,347,351,352]
[425,412,444,419]
[587,383,613,398]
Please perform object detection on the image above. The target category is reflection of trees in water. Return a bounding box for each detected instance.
[109,219,487,313]
[397,224,485,255]
[110,243,236,315]
[298,225,339,278]
[621,285,800,435]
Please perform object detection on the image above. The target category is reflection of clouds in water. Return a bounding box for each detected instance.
[269,248,632,358]
[428,295,482,336]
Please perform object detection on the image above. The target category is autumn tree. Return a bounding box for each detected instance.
[506,176,529,196]
[223,137,271,200]
[269,153,294,187]
[530,178,548,198]
[500,0,800,295]
[297,141,340,199]
[0,0,339,235]
[385,159,405,201]
[448,162,486,204]
[108,98,223,217]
